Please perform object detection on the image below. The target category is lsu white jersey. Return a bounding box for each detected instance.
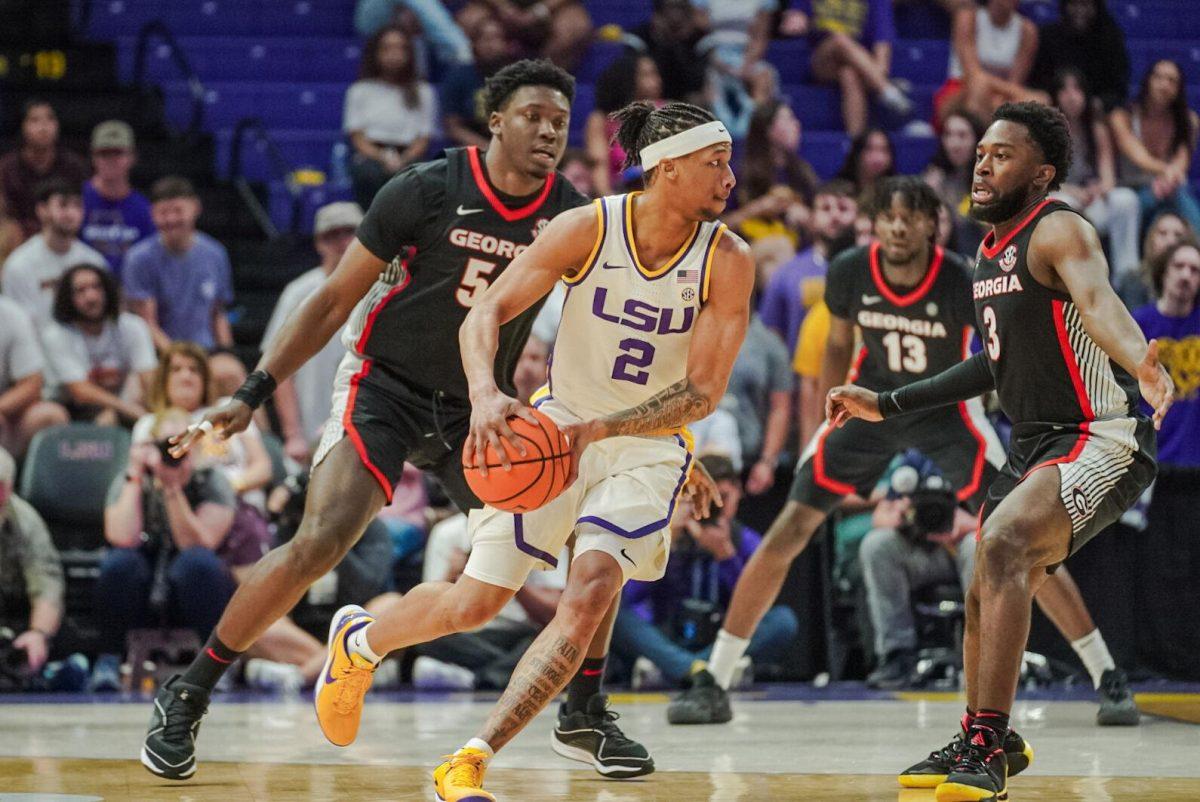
[541,192,726,423]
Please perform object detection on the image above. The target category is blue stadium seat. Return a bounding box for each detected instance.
[1127,41,1200,85]
[783,84,938,133]
[216,128,343,180]
[583,0,646,31]
[574,40,627,85]
[88,0,356,39]
[117,36,361,84]
[162,81,348,130]
[1113,1,1200,41]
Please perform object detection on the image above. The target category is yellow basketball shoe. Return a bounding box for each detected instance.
[433,748,496,802]
[314,604,377,747]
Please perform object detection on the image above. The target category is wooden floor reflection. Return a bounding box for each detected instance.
[5,758,1200,801]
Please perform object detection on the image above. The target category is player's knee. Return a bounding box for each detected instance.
[975,520,1030,585]
[285,526,348,584]
[557,556,621,633]
[859,527,905,569]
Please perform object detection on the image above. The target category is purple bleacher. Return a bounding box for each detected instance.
[162,81,347,130]
[87,0,356,39]
[582,0,646,31]
[116,36,362,84]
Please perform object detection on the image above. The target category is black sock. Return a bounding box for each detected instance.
[969,709,1009,746]
[180,633,242,692]
[565,656,606,714]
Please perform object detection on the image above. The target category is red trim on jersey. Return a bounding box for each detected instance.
[813,423,858,496]
[466,146,555,222]
[1051,299,1096,420]
[869,242,944,307]
[343,359,395,503]
[980,198,1054,259]
[354,267,414,353]
[847,345,868,382]
[1021,423,1091,480]
[954,327,987,502]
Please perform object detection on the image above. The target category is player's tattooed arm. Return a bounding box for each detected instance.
[478,633,581,750]
[599,377,713,437]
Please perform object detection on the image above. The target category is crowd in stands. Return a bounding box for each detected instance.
[1,0,1199,695]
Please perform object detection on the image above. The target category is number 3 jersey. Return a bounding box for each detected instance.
[344,146,587,402]
[825,242,977,392]
[546,192,727,422]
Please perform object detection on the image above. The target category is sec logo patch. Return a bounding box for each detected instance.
[1000,245,1018,273]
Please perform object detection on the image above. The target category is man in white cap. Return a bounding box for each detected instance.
[262,202,363,463]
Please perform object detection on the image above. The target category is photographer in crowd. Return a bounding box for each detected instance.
[93,407,236,690]
[610,455,798,691]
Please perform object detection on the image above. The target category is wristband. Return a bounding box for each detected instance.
[876,389,902,419]
[233,369,277,410]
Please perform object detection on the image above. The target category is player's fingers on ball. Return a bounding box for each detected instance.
[515,406,538,425]
[499,420,527,458]
[487,429,512,471]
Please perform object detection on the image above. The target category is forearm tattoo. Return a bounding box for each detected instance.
[601,378,712,437]
[480,633,582,749]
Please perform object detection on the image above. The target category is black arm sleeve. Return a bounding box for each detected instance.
[877,351,995,418]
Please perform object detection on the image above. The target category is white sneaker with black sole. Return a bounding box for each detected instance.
[551,694,654,779]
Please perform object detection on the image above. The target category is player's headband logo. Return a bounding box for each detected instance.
[640,121,732,171]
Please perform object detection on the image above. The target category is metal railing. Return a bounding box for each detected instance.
[230,116,307,237]
[131,20,206,135]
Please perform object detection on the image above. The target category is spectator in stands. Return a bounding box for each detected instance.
[836,128,896,197]
[935,0,1044,126]
[355,0,474,68]
[1122,211,1195,308]
[922,110,984,213]
[788,0,911,136]
[1111,60,1200,235]
[94,407,237,688]
[456,0,592,71]
[0,199,22,265]
[728,313,792,495]
[557,148,598,199]
[759,180,857,354]
[81,121,154,277]
[0,296,67,458]
[343,24,438,210]
[1133,239,1200,467]
[792,298,831,448]
[1,179,106,328]
[0,100,88,238]
[693,0,779,139]
[632,0,709,105]
[123,177,234,352]
[1051,68,1142,282]
[441,18,515,150]
[611,455,798,689]
[0,446,62,680]
[1031,0,1129,114]
[263,202,363,463]
[42,264,156,425]
[586,53,665,196]
[724,100,818,245]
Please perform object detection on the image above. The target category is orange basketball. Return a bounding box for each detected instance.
[462,408,574,513]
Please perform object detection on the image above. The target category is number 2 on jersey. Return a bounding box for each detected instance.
[881,331,927,373]
[982,305,1000,359]
[612,338,655,385]
[455,257,498,307]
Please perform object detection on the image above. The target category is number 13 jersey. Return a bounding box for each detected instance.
[547,192,726,422]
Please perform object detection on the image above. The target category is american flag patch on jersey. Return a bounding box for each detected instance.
[676,269,700,284]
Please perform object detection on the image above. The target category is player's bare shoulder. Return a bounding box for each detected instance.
[1028,206,1104,288]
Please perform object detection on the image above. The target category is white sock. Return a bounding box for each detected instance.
[881,83,908,105]
[1071,628,1116,689]
[348,623,382,665]
[707,629,750,690]
[463,737,494,760]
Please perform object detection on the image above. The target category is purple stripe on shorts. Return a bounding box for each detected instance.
[575,434,693,539]
[514,513,558,567]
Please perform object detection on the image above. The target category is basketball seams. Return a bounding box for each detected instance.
[463,409,574,512]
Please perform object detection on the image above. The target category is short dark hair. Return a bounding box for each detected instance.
[1148,236,1200,297]
[52,264,120,325]
[814,179,857,200]
[992,101,1072,191]
[611,100,717,173]
[864,175,941,220]
[150,176,198,203]
[34,178,81,205]
[482,58,575,115]
[699,453,739,485]
[21,98,53,121]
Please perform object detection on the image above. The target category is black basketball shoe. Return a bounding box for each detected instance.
[141,674,210,780]
[1096,667,1139,726]
[899,722,1032,789]
[935,731,1008,802]
[666,669,732,725]
[551,694,654,778]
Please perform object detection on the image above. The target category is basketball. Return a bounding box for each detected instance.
[462,408,574,513]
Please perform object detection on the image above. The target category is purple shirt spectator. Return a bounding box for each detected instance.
[1132,303,1200,467]
[758,246,828,354]
[81,182,155,276]
[122,232,233,349]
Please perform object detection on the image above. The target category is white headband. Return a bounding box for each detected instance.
[639,120,731,171]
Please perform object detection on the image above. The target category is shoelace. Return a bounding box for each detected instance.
[927,733,966,763]
[591,705,633,745]
[333,663,375,715]
[442,750,487,787]
[953,741,1002,775]
[1101,672,1128,699]
[162,692,207,743]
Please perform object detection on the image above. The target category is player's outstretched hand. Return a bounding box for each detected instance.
[1137,339,1175,430]
[826,384,882,428]
[682,457,723,520]
[464,390,537,477]
[168,399,251,458]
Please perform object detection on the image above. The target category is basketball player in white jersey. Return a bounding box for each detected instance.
[313,100,753,801]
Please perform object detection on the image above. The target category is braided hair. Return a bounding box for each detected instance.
[611,100,717,178]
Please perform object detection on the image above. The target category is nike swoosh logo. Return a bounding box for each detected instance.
[456,205,482,216]
[325,618,368,685]
[861,295,883,306]
[620,548,636,567]
[602,262,627,270]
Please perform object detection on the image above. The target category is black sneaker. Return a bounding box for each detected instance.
[551,694,654,778]
[666,669,732,725]
[140,674,210,780]
[866,649,917,690]
[1096,667,1139,726]
[899,723,1033,789]
[935,731,1008,802]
